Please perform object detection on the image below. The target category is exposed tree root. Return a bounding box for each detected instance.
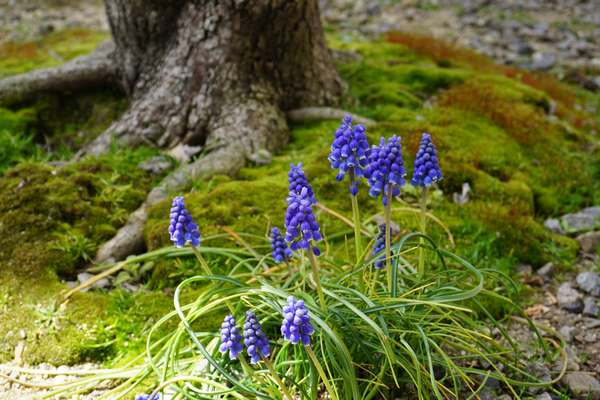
[286,107,376,127]
[95,98,287,263]
[94,144,246,263]
[0,41,119,105]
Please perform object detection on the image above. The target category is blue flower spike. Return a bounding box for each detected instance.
[328,114,370,196]
[168,196,201,248]
[288,162,316,204]
[243,311,271,364]
[372,224,386,269]
[135,395,160,400]
[411,133,443,187]
[270,227,292,263]
[281,296,314,346]
[284,186,322,255]
[219,315,243,360]
[364,136,406,205]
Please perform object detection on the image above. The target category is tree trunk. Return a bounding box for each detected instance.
[85,0,346,156]
[88,0,346,262]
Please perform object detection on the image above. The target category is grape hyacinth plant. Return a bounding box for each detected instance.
[284,185,326,310]
[288,162,316,204]
[270,227,292,263]
[169,196,212,275]
[364,136,406,288]
[52,118,550,400]
[411,133,443,277]
[371,224,386,270]
[219,315,243,360]
[135,395,160,400]
[284,187,322,254]
[329,115,370,263]
[410,133,443,188]
[168,196,201,248]
[243,311,271,364]
[281,296,314,346]
[328,114,369,196]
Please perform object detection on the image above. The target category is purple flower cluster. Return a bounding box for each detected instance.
[270,227,292,263]
[411,133,443,187]
[364,136,406,205]
[371,224,386,269]
[328,115,370,196]
[284,187,322,255]
[168,196,201,248]
[135,395,160,400]
[243,311,271,364]
[281,296,314,346]
[288,163,316,204]
[219,315,243,360]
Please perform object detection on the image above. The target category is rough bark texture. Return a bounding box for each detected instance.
[84,0,345,156]
[91,0,345,262]
[0,41,118,105]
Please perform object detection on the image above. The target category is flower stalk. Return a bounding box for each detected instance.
[263,357,294,400]
[418,187,428,278]
[384,190,393,291]
[306,345,339,400]
[307,247,327,313]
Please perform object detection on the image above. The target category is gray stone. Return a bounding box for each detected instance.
[517,263,533,276]
[535,393,552,400]
[531,52,556,71]
[557,282,583,313]
[593,76,600,90]
[563,372,600,400]
[576,231,600,254]
[562,207,600,234]
[536,262,555,280]
[544,218,564,234]
[576,271,600,296]
[509,40,534,55]
[559,325,576,342]
[137,155,172,174]
[247,149,273,165]
[77,272,109,290]
[583,297,599,317]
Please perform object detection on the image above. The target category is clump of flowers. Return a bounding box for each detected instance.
[219,315,243,360]
[328,115,370,196]
[371,224,386,269]
[288,163,316,204]
[364,136,406,205]
[284,186,322,255]
[270,227,292,263]
[243,311,271,364]
[135,395,160,400]
[411,133,443,187]
[168,196,201,247]
[281,296,314,346]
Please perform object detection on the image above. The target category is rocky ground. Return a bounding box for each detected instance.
[0,0,106,44]
[499,208,600,399]
[0,362,110,399]
[321,0,600,89]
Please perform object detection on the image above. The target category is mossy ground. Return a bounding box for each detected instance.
[0,29,599,365]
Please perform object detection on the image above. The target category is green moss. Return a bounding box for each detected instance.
[0,28,109,78]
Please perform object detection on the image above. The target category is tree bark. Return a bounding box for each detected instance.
[84,0,345,156]
[89,0,346,262]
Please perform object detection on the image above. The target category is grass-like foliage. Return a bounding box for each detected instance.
[42,123,561,400]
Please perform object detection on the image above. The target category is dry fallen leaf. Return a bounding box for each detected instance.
[524,304,550,317]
